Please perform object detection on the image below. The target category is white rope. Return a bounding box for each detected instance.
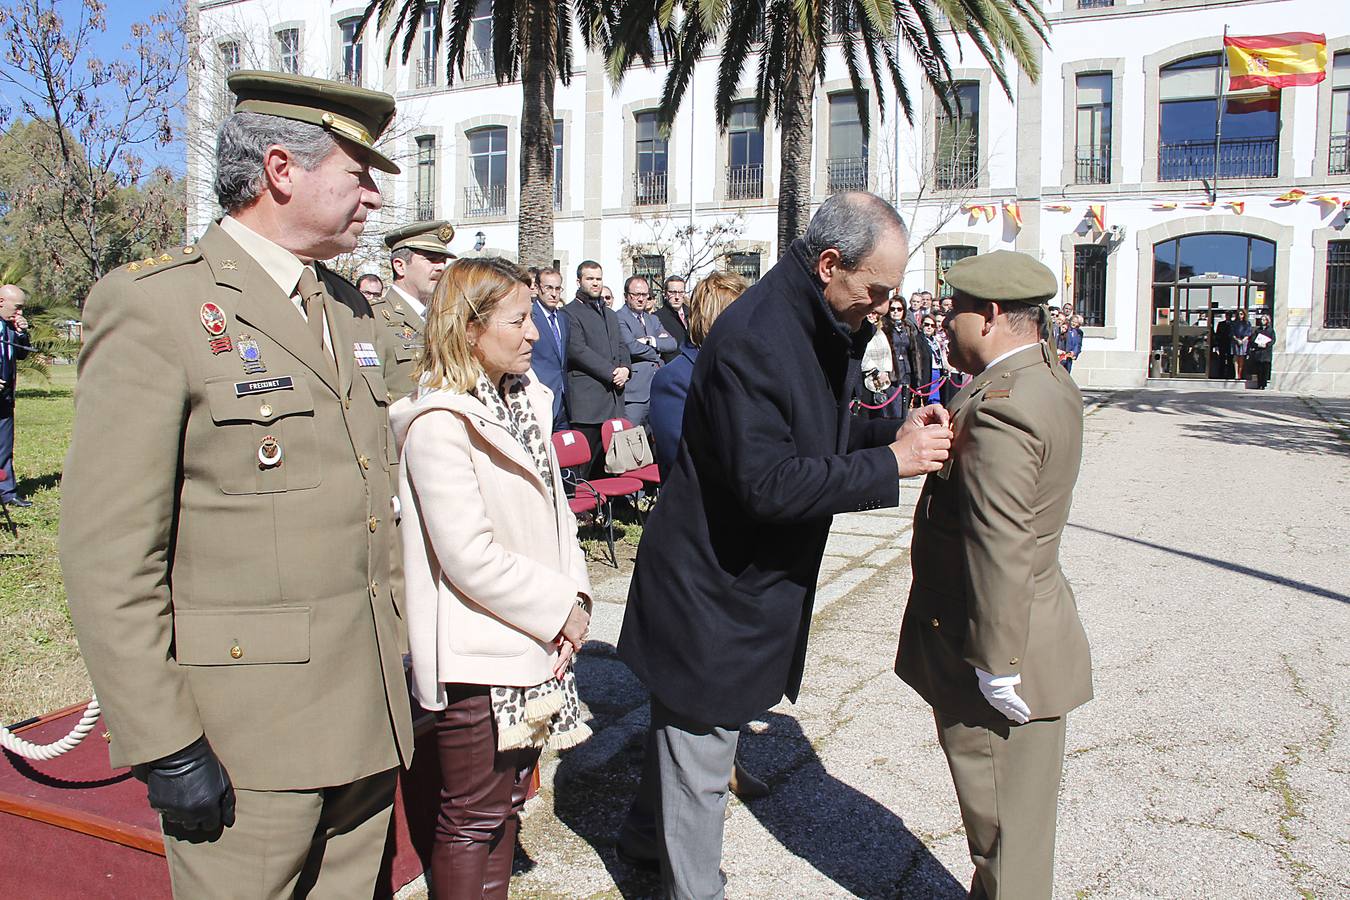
[1,696,102,761]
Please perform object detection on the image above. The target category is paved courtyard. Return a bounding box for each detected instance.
[413,389,1350,899]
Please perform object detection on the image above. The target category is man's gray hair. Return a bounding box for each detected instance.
[803,191,907,269]
[390,247,415,271]
[215,112,339,212]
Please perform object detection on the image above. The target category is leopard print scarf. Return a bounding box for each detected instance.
[471,371,591,753]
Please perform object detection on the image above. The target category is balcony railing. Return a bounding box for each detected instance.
[1159,136,1278,181]
[415,57,437,88]
[415,198,436,220]
[634,171,668,206]
[1075,144,1111,184]
[1077,0,1114,8]
[826,156,868,193]
[464,183,506,217]
[935,152,978,190]
[726,163,764,200]
[465,47,494,83]
[1331,132,1350,176]
[332,67,361,86]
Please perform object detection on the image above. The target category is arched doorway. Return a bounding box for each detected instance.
[1150,233,1275,378]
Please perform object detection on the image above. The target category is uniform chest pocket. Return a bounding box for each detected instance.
[204,376,322,494]
[385,320,417,363]
[358,367,397,468]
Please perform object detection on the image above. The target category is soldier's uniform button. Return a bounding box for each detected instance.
[259,403,273,418]
[1009,657,1020,666]
[343,397,351,410]
[369,580,379,595]
[1002,372,1011,379]
[183,246,195,255]
[930,617,940,628]
[387,392,394,403]
[230,644,243,660]
[358,453,370,470]
[368,516,379,532]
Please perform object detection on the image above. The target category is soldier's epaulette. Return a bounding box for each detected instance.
[985,388,1012,399]
[126,245,202,279]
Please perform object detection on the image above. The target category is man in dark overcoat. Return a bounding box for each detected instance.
[616,192,953,896]
[563,259,630,473]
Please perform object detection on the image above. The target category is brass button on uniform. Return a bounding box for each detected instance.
[230,644,243,660]
[343,397,351,410]
[259,403,273,418]
[369,579,379,595]
[930,617,940,628]
[1009,657,1020,666]
[358,454,370,470]
[368,516,379,532]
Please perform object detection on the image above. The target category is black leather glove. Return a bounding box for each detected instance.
[133,735,236,832]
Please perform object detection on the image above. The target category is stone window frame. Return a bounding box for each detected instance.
[211,34,245,122]
[922,231,989,295]
[1141,38,1297,194]
[404,2,443,94]
[1312,37,1350,183]
[455,114,517,224]
[553,111,575,216]
[622,99,676,211]
[713,98,776,209]
[408,126,444,221]
[1130,214,1293,354]
[920,69,993,195]
[331,9,367,85]
[1060,58,1125,191]
[813,79,882,201]
[1309,225,1350,342]
[720,239,774,282]
[1060,229,1121,339]
[271,22,304,75]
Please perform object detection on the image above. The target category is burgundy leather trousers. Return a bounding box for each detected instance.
[430,683,540,900]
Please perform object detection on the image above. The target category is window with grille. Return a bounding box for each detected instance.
[553,120,564,210]
[1327,240,1350,328]
[417,4,440,87]
[467,0,494,81]
[217,41,240,118]
[416,136,436,219]
[275,28,300,74]
[727,102,764,200]
[634,112,668,205]
[936,82,979,190]
[339,18,363,84]
[1074,245,1108,327]
[1332,52,1349,175]
[632,255,666,300]
[467,127,507,216]
[1075,73,1112,184]
[1159,53,1278,181]
[726,252,762,284]
[827,93,867,193]
[937,246,977,298]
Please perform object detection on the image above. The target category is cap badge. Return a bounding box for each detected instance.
[437,224,454,243]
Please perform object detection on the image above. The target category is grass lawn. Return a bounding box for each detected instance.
[1,365,90,724]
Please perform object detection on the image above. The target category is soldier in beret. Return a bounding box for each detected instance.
[895,250,1093,899]
[372,220,455,399]
[60,71,413,895]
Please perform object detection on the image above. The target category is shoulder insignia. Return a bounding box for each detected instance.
[130,246,204,281]
[127,262,140,272]
[985,388,1011,399]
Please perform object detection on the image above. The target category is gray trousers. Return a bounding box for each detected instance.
[620,698,740,900]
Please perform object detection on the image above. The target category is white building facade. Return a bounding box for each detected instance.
[188,0,1350,393]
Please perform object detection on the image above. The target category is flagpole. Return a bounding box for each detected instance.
[1212,25,1229,204]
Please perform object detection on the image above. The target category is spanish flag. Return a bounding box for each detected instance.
[1224,32,1326,91]
[1003,201,1023,229]
[1087,204,1105,233]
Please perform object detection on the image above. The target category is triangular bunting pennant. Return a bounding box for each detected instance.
[1003,201,1023,229]
[1044,204,1072,212]
[1276,189,1307,202]
[1229,201,1245,215]
[1153,202,1178,210]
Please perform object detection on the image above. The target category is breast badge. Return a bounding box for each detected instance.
[353,341,381,367]
[237,334,267,375]
[257,434,283,469]
[200,302,228,336]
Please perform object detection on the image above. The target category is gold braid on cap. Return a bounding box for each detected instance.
[320,112,373,146]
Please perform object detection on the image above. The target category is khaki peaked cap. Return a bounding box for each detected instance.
[228,70,400,174]
[945,250,1058,305]
[384,220,456,257]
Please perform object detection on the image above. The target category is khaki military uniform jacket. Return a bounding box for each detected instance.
[60,222,413,791]
[369,286,425,401]
[896,343,1092,726]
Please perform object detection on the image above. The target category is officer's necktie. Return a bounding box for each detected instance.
[296,267,337,378]
[547,310,562,353]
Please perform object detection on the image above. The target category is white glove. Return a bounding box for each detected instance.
[975,668,1031,724]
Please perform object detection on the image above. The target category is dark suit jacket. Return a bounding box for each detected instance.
[648,343,697,478]
[530,299,570,429]
[563,293,630,425]
[617,239,901,725]
[656,305,689,363]
[0,320,29,404]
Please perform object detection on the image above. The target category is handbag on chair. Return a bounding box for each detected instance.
[604,425,655,475]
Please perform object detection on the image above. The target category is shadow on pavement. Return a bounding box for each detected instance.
[552,653,965,899]
[1068,522,1350,605]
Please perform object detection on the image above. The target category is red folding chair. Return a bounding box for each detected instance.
[600,418,661,495]
[551,430,642,566]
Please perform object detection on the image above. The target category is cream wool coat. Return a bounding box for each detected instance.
[391,372,591,711]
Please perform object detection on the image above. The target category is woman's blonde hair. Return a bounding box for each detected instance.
[414,256,531,392]
[687,270,749,346]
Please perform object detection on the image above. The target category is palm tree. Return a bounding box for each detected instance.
[0,258,79,384]
[607,1,1050,253]
[357,1,612,267]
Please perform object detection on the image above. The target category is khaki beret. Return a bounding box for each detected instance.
[944,250,1058,305]
[384,220,456,257]
[228,70,400,174]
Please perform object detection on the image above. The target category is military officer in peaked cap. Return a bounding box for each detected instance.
[60,70,414,897]
[895,250,1093,899]
[370,220,455,399]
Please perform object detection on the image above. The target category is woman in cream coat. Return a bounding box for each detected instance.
[391,257,592,900]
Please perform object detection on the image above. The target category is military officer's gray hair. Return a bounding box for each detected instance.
[804,191,908,270]
[214,112,340,212]
[390,247,415,269]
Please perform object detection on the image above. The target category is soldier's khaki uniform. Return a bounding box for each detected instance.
[897,328,1092,894]
[371,220,454,400]
[60,219,414,895]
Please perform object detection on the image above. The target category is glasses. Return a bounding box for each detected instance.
[359,289,382,299]
[922,322,936,329]
[626,292,650,299]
